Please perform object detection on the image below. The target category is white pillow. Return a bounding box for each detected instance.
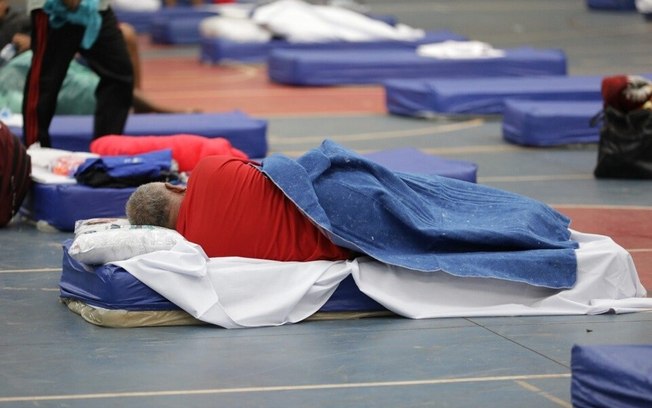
[73,218,131,236]
[69,224,185,265]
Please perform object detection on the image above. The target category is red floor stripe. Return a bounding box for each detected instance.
[556,207,652,292]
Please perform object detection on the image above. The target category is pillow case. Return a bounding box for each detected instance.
[69,220,184,265]
[73,217,131,235]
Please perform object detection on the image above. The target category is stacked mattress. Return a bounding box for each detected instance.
[268,47,567,86]
[10,111,268,158]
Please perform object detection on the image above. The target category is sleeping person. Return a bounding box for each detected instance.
[126,153,356,262]
[125,140,578,289]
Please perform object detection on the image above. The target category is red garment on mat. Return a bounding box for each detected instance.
[176,156,353,261]
[90,134,248,172]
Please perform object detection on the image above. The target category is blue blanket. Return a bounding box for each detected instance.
[262,140,578,289]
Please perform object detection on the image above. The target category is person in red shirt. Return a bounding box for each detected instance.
[125,155,354,261]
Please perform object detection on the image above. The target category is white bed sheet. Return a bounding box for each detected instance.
[199,0,424,44]
[114,230,652,329]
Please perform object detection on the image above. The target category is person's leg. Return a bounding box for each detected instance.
[118,22,141,90]
[22,10,82,147]
[131,88,201,114]
[117,20,199,114]
[80,8,134,139]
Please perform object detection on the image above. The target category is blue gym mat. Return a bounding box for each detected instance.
[59,239,385,314]
[113,6,218,34]
[199,29,468,64]
[502,100,603,146]
[586,0,637,10]
[385,75,609,116]
[150,12,217,45]
[571,344,652,408]
[11,111,269,159]
[268,47,567,86]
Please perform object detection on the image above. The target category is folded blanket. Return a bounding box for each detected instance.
[90,134,248,172]
[261,140,578,289]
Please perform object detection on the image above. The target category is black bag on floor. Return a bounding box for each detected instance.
[593,106,652,179]
[0,122,31,227]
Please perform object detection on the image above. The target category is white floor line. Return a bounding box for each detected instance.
[269,118,485,145]
[0,373,571,403]
[515,380,572,408]
[479,174,593,183]
[552,204,652,211]
[0,268,61,274]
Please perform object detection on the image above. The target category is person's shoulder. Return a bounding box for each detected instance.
[197,155,249,166]
[194,155,254,175]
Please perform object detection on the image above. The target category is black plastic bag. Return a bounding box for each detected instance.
[593,107,652,179]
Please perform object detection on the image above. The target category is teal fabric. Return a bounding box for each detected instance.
[0,51,98,115]
[43,0,102,49]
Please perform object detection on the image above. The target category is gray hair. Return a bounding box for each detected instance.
[125,182,171,227]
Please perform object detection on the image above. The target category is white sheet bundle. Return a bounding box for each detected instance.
[416,40,506,59]
[200,0,425,43]
[636,0,652,13]
[114,230,652,329]
[110,0,161,12]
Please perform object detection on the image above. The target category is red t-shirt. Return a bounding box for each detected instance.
[176,156,353,261]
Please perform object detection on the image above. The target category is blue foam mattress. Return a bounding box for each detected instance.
[150,11,219,45]
[586,0,637,10]
[22,184,135,232]
[113,6,218,34]
[571,344,652,408]
[10,111,268,158]
[502,100,603,146]
[200,29,468,64]
[385,75,609,116]
[363,147,477,183]
[59,239,384,313]
[24,149,477,232]
[268,47,567,86]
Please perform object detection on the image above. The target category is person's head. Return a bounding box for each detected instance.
[125,182,186,229]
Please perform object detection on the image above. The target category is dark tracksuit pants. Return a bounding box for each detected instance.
[23,8,133,148]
